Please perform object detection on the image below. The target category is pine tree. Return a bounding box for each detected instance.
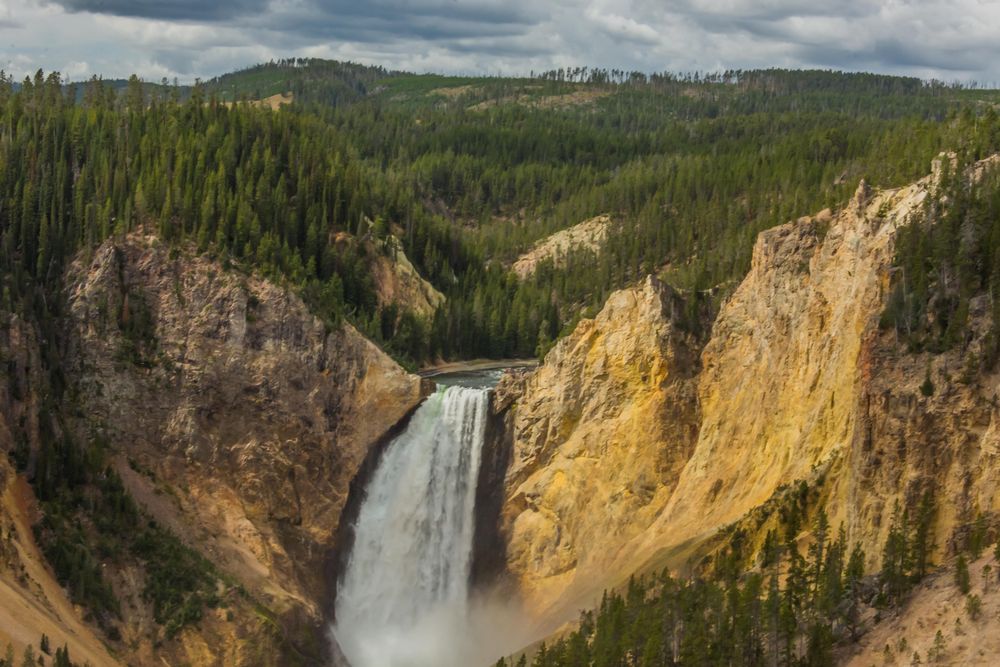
[53,646,73,667]
[965,594,982,620]
[968,512,988,559]
[765,569,781,667]
[532,645,549,667]
[782,540,807,663]
[808,509,830,605]
[804,621,834,667]
[955,554,971,594]
[639,632,663,667]
[912,491,936,580]
[881,503,911,605]
[842,542,866,640]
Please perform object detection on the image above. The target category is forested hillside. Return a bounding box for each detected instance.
[3,64,1000,366]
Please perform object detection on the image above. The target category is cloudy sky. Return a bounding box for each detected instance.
[1,0,999,85]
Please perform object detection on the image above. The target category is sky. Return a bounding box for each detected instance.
[1,0,999,85]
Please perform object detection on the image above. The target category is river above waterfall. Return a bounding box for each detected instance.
[429,368,507,389]
[420,359,536,389]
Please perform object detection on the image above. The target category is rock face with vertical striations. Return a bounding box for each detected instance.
[57,233,425,664]
[495,155,1000,628]
[496,275,704,617]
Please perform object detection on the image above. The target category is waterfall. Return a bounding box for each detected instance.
[333,384,490,667]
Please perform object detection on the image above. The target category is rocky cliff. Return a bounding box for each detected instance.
[1,233,424,665]
[369,235,445,319]
[496,155,1000,625]
[497,275,703,615]
[1,316,121,664]
[333,231,445,319]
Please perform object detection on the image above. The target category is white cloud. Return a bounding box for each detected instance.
[62,59,88,77]
[0,0,997,84]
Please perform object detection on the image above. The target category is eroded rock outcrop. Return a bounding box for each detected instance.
[497,276,703,614]
[511,215,612,280]
[332,231,444,319]
[369,236,445,319]
[844,267,1000,570]
[61,233,424,663]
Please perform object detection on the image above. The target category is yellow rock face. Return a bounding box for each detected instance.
[500,275,702,618]
[636,185,912,568]
[501,155,1000,627]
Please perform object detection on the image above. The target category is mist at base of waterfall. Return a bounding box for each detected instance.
[332,591,534,667]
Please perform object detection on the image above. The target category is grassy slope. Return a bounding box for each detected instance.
[844,554,1000,666]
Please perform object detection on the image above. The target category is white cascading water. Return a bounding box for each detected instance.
[333,384,490,667]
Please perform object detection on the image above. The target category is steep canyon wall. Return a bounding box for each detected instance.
[496,156,1000,626]
[2,233,426,665]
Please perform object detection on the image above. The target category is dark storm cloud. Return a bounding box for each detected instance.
[669,0,877,25]
[53,0,270,21]
[150,47,199,75]
[264,10,528,43]
[50,0,536,41]
[868,40,978,73]
[796,39,982,75]
[651,0,1000,81]
[439,37,555,58]
[656,1,869,47]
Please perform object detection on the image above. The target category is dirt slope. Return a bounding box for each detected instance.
[0,461,120,666]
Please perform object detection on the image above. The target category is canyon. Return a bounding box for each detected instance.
[2,154,1000,664]
[494,155,1000,627]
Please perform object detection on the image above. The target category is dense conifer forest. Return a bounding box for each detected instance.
[4,63,1000,366]
[881,157,1000,362]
